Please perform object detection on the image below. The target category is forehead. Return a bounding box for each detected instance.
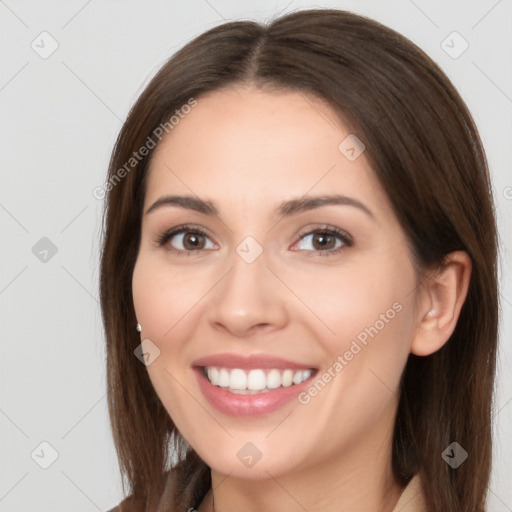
[144,86,389,220]
[150,85,350,166]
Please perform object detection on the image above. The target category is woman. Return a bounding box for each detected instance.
[101,8,499,512]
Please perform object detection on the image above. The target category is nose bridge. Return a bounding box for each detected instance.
[207,240,288,335]
[220,244,273,308]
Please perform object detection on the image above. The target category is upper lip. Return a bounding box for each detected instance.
[192,353,317,370]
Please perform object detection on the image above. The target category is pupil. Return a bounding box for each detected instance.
[185,233,203,249]
[314,233,333,249]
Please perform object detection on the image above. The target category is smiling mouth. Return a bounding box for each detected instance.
[201,366,318,394]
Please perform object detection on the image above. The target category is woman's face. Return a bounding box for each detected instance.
[132,86,420,479]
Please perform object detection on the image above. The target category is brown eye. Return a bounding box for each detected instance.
[293,227,352,256]
[158,227,216,253]
[180,232,207,250]
[311,233,338,250]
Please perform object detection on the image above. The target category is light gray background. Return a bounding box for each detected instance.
[1,0,511,510]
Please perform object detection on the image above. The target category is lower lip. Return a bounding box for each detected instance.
[194,368,316,417]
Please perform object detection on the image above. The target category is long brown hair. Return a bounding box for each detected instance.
[99,9,499,511]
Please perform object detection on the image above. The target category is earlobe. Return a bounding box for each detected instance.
[410,251,472,357]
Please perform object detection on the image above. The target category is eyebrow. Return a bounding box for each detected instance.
[145,194,375,220]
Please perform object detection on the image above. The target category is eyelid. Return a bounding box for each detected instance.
[293,224,353,245]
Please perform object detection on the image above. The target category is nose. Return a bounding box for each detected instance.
[206,250,289,338]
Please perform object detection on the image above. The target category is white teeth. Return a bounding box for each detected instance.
[282,369,293,387]
[218,368,230,387]
[204,366,315,392]
[229,369,247,390]
[229,388,271,395]
[292,370,303,385]
[247,369,267,390]
[302,369,313,381]
[207,367,218,384]
[266,369,282,389]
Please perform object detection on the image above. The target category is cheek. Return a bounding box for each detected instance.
[321,261,415,396]
[132,254,208,339]
[131,256,201,429]
[282,255,414,357]
[294,268,414,451]
[291,257,416,426]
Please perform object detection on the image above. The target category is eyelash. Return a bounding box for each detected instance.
[155,224,353,257]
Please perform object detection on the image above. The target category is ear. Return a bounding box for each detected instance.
[410,251,472,356]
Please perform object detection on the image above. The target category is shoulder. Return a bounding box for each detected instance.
[391,473,427,512]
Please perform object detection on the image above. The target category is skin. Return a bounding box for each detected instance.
[131,85,471,512]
